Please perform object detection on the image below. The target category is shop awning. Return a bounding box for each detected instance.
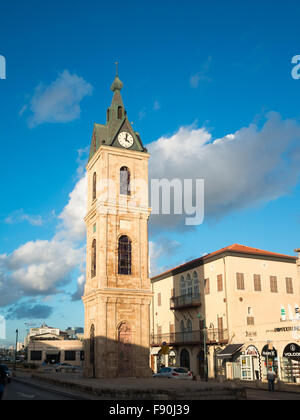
[151,347,161,356]
[216,344,244,359]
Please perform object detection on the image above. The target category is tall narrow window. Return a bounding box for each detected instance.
[91,239,96,278]
[254,274,262,291]
[92,172,97,201]
[180,275,186,296]
[107,108,110,122]
[118,235,132,275]
[236,273,245,290]
[270,276,278,293]
[193,271,199,294]
[204,278,210,295]
[286,277,293,294]
[120,166,131,196]
[118,106,123,119]
[187,274,193,295]
[217,274,223,292]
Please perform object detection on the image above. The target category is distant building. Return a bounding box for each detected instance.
[27,332,83,366]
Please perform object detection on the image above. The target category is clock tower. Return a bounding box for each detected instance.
[82,68,152,378]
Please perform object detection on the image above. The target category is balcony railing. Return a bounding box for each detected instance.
[151,328,229,347]
[170,293,201,310]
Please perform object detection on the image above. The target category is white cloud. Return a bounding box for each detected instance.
[0,175,87,307]
[24,70,93,127]
[149,112,300,228]
[4,209,43,226]
[56,174,87,242]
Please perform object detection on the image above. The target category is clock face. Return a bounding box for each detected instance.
[118,131,134,148]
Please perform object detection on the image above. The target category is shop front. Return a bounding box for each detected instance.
[281,343,300,383]
[261,344,278,380]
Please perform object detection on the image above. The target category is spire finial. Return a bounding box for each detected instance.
[111,62,123,92]
[115,61,119,76]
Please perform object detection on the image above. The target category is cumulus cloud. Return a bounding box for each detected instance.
[0,175,87,307]
[148,112,300,229]
[71,274,85,302]
[24,70,93,127]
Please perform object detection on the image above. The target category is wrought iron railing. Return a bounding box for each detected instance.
[151,328,229,347]
[170,293,201,310]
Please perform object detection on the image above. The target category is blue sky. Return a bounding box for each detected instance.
[0,0,300,345]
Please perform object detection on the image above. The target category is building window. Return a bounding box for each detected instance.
[118,235,132,275]
[254,274,261,291]
[91,239,96,278]
[80,351,85,361]
[93,223,96,233]
[247,317,255,326]
[118,106,123,119]
[236,273,245,290]
[92,172,97,201]
[286,277,293,294]
[180,275,186,296]
[120,166,131,196]
[187,273,193,295]
[217,274,223,292]
[30,351,42,361]
[64,351,76,361]
[270,276,278,293]
[158,293,161,307]
[193,271,199,294]
[204,278,210,295]
[107,108,110,122]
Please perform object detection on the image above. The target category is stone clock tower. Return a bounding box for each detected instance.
[82,69,152,378]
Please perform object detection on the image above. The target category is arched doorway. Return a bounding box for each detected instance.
[180,349,190,370]
[117,322,133,377]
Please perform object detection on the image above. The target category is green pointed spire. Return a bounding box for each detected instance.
[111,62,123,92]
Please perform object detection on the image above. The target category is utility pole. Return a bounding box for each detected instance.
[14,329,18,371]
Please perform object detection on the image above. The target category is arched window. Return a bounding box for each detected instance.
[91,239,96,278]
[180,275,186,296]
[187,273,193,295]
[118,235,132,275]
[118,106,123,119]
[187,319,193,332]
[180,320,185,332]
[107,108,110,122]
[92,172,97,201]
[193,271,199,295]
[120,166,131,196]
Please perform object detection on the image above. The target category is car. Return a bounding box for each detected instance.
[55,363,76,372]
[153,367,193,380]
[0,364,12,383]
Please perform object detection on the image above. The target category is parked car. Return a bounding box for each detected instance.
[153,367,193,380]
[0,364,12,383]
[55,363,76,372]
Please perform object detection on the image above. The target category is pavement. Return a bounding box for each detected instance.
[14,370,246,400]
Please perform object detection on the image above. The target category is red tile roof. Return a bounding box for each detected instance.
[151,243,297,281]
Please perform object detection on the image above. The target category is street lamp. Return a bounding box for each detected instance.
[14,329,19,371]
[197,313,208,382]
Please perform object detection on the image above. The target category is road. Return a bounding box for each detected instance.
[2,380,77,400]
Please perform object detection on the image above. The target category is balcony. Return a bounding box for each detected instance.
[170,293,201,310]
[150,328,229,347]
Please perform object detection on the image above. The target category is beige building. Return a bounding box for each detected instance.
[82,70,152,378]
[27,333,83,366]
[151,244,300,383]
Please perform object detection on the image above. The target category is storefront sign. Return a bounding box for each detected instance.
[262,344,277,358]
[283,343,300,360]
